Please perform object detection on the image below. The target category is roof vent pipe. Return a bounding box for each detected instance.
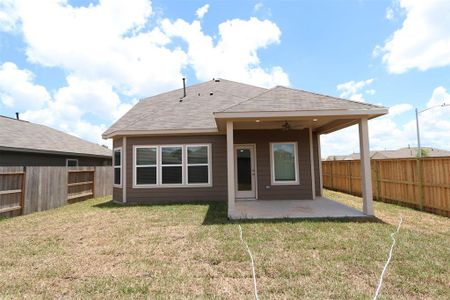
[182,77,186,98]
[15,112,19,120]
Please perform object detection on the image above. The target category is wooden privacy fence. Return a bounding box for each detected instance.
[0,166,113,217]
[322,157,450,217]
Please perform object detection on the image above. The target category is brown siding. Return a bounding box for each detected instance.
[114,129,316,204]
[235,129,313,200]
[124,135,227,204]
[313,132,321,196]
[0,150,111,166]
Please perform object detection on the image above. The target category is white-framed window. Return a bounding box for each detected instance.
[270,142,299,185]
[186,144,211,185]
[161,145,184,185]
[133,144,212,188]
[134,146,157,186]
[113,147,122,187]
[66,159,78,167]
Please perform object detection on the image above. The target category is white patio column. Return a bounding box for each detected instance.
[317,133,323,197]
[358,117,374,216]
[309,127,316,200]
[226,121,235,218]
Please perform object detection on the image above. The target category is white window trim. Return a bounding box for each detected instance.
[66,158,78,167]
[132,144,212,188]
[133,146,158,187]
[160,144,184,186]
[270,142,300,185]
[186,144,212,186]
[113,147,122,188]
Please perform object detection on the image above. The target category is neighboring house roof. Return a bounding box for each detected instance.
[327,147,450,160]
[0,115,112,158]
[103,78,387,138]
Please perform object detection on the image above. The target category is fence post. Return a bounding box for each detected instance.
[416,158,424,210]
[348,161,353,195]
[330,162,334,190]
[20,167,26,215]
[92,167,96,198]
[374,160,381,202]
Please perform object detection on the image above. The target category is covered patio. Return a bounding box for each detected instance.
[213,87,388,220]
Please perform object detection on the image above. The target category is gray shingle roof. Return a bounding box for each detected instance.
[104,79,386,137]
[0,116,111,157]
[103,79,266,136]
[220,86,384,113]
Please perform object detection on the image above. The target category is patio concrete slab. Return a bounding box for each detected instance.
[232,197,366,219]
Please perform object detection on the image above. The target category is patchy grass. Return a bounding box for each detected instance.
[0,190,448,299]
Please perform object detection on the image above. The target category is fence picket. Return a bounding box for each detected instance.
[322,157,450,217]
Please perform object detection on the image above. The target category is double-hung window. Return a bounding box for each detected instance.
[113,148,122,186]
[187,145,210,185]
[133,144,211,187]
[270,142,299,185]
[161,146,183,185]
[135,147,157,185]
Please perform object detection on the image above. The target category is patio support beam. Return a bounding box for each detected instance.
[226,121,235,218]
[358,118,374,216]
[309,127,316,199]
[317,133,323,196]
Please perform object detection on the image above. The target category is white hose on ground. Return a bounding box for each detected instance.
[238,224,259,300]
[373,216,403,300]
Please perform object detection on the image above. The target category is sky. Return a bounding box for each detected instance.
[0,0,449,158]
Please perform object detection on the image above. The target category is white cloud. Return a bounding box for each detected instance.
[196,4,209,19]
[321,86,450,158]
[254,2,264,12]
[161,17,289,87]
[2,0,289,146]
[336,78,374,102]
[385,7,395,20]
[376,0,450,73]
[9,0,187,97]
[389,103,413,117]
[0,62,51,110]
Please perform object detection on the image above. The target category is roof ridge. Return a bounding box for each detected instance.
[216,86,277,113]
[111,79,264,134]
[115,80,216,133]
[0,115,29,123]
[275,85,386,109]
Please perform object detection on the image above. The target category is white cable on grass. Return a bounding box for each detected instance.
[373,216,403,300]
[238,224,259,300]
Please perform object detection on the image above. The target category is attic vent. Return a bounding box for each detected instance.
[209,92,214,96]
[214,79,220,82]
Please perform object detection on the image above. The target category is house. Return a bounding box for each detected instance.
[326,146,450,160]
[103,79,388,219]
[0,115,112,166]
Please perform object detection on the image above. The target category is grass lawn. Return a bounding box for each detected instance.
[0,190,448,299]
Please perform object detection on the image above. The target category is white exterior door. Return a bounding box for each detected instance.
[234,145,257,199]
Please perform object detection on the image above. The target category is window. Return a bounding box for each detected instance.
[135,147,157,185]
[161,146,183,184]
[114,148,122,186]
[133,144,211,188]
[66,159,78,167]
[187,145,210,184]
[270,142,299,185]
